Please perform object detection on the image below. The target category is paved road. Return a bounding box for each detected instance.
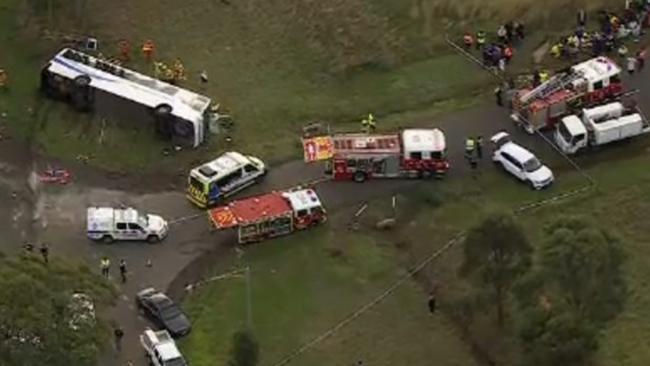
[1,56,647,366]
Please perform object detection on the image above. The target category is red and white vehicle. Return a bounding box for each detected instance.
[511,57,625,134]
[208,188,326,244]
[326,128,449,182]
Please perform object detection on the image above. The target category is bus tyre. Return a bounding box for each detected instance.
[353,171,367,183]
[153,104,173,117]
[102,235,114,244]
[74,75,91,87]
[147,235,160,244]
[420,170,432,179]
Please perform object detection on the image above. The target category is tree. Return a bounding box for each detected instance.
[518,304,598,366]
[460,212,532,326]
[0,256,115,366]
[228,329,259,366]
[514,216,627,366]
[537,216,626,324]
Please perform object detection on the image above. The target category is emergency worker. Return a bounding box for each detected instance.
[0,68,7,89]
[476,31,486,50]
[142,39,156,62]
[361,113,376,133]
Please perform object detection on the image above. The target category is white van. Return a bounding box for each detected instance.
[86,207,169,243]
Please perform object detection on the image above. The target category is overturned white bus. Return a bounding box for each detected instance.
[40,48,213,147]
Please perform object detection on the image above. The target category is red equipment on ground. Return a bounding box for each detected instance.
[511,56,625,133]
[326,128,449,182]
[38,168,72,184]
[208,188,326,244]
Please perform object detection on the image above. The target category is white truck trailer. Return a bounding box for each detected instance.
[554,101,650,154]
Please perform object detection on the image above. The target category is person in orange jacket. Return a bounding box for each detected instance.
[141,39,156,62]
[463,32,474,49]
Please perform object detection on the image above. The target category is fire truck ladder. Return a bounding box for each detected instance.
[519,71,584,105]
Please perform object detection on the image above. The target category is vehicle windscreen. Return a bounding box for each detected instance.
[189,175,205,192]
[523,158,542,172]
[558,122,573,143]
[138,214,149,227]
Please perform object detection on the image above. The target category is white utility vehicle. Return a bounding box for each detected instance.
[555,101,650,155]
[86,207,169,243]
[491,132,554,189]
[140,328,187,366]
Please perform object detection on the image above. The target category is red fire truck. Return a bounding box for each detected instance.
[326,128,449,182]
[511,56,624,133]
[208,188,326,244]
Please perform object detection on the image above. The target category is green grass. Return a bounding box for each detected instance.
[180,134,650,365]
[180,226,476,366]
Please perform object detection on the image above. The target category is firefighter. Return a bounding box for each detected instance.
[539,70,550,83]
[118,40,131,63]
[173,58,186,83]
[503,45,513,63]
[142,39,156,62]
[475,30,486,50]
[463,32,474,49]
[465,137,475,159]
[550,43,563,58]
[361,113,376,133]
[494,84,503,106]
[0,68,7,90]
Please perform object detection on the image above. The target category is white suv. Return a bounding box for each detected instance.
[491,132,554,189]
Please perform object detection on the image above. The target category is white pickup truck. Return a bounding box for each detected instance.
[555,101,650,155]
[140,328,187,366]
[86,207,169,243]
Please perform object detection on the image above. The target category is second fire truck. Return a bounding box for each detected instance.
[511,56,625,133]
[326,128,450,182]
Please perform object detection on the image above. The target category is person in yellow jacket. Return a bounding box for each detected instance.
[173,58,186,83]
[361,113,376,133]
[550,43,563,58]
[539,70,550,83]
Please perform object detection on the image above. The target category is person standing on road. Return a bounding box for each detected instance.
[428,294,437,314]
[119,259,127,283]
[114,326,124,351]
[23,241,34,253]
[40,243,49,264]
[627,56,637,74]
[465,137,476,160]
[494,85,503,106]
[100,257,111,278]
[476,136,483,159]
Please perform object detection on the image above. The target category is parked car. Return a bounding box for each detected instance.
[136,288,191,337]
[140,328,188,366]
[491,132,554,189]
[86,207,169,244]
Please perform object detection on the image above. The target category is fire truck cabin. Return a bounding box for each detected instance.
[329,128,448,182]
[208,189,326,243]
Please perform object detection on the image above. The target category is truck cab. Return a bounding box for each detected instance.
[86,207,169,243]
[187,151,266,208]
[282,189,327,229]
[140,328,187,366]
[555,115,588,154]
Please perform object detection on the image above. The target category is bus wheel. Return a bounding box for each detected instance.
[353,171,367,183]
[102,235,114,244]
[153,104,173,117]
[420,170,432,179]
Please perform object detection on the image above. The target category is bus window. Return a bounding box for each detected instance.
[410,152,422,160]
[216,169,243,188]
[244,164,258,173]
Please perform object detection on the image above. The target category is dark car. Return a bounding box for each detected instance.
[136,288,191,338]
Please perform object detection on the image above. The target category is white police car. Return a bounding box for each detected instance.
[491,132,554,189]
[87,207,169,243]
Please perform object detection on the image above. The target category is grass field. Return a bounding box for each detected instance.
[1,0,617,171]
[179,133,650,366]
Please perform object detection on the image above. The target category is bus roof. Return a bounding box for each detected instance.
[46,48,212,124]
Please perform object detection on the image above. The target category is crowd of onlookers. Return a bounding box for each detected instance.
[461,21,525,72]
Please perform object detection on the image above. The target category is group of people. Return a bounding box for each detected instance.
[22,242,49,263]
[550,5,650,62]
[463,21,525,72]
[100,257,129,283]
